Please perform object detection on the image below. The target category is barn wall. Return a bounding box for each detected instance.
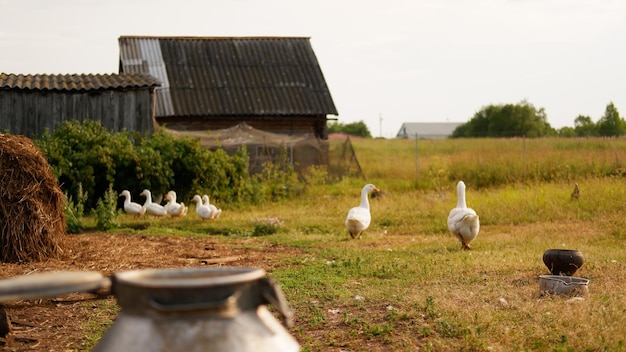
[0,88,156,138]
[158,115,328,139]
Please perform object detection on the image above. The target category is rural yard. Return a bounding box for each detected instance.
[1,137,625,351]
[1,212,625,352]
[0,233,302,351]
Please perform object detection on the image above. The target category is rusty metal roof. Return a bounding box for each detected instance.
[0,73,161,91]
[118,36,338,117]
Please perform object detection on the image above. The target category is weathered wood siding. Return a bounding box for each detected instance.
[0,88,156,138]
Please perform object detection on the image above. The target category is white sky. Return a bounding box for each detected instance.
[2,0,625,137]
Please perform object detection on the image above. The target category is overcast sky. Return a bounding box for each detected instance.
[2,0,625,137]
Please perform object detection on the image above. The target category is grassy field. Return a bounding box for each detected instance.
[98,137,625,351]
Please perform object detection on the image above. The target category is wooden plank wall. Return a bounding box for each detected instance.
[0,88,156,138]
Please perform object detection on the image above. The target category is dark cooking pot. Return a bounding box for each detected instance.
[542,249,584,276]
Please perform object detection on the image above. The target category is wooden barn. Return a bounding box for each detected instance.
[0,73,160,138]
[118,36,338,139]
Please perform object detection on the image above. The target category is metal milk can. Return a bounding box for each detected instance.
[93,266,299,352]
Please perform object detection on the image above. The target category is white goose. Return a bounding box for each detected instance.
[447,181,480,250]
[345,183,380,239]
[192,195,212,220]
[164,190,188,217]
[202,194,222,220]
[140,189,168,217]
[119,190,146,217]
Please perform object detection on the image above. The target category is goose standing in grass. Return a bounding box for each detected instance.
[119,190,146,217]
[447,181,480,250]
[140,189,168,217]
[164,190,188,217]
[192,195,212,220]
[570,183,580,201]
[345,183,380,239]
[202,194,222,220]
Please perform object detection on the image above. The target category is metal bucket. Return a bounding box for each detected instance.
[539,274,589,296]
[93,266,299,352]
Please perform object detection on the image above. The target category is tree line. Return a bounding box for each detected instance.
[329,101,625,138]
[452,100,625,138]
[327,121,372,138]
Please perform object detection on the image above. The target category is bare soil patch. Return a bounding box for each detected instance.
[0,233,300,351]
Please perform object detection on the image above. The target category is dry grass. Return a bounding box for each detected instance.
[347,137,626,190]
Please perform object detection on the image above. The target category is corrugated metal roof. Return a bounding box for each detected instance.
[118,36,338,118]
[0,73,160,91]
[396,122,463,139]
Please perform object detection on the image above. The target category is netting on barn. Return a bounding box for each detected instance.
[166,123,329,174]
[166,124,367,182]
[327,135,365,180]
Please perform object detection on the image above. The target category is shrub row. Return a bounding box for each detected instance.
[35,120,301,214]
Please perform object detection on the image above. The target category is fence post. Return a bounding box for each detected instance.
[522,137,526,181]
[415,133,419,185]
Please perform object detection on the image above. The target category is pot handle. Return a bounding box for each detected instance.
[259,277,294,328]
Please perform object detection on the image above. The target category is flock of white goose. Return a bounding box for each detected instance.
[345,181,480,250]
[119,190,222,221]
[120,181,480,249]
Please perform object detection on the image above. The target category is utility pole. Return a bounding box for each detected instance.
[379,113,383,138]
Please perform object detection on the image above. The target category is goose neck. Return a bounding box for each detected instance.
[359,189,371,209]
[143,192,152,204]
[456,189,467,208]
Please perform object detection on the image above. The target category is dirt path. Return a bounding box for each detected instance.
[0,233,298,351]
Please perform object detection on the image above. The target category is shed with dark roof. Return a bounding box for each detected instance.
[0,73,160,137]
[118,36,338,139]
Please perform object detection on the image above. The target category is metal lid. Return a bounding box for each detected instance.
[0,271,109,303]
[113,267,266,288]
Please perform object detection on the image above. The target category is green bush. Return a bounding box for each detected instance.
[189,144,251,203]
[327,120,372,138]
[94,184,120,231]
[37,120,122,211]
[252,146,302,203]
[35,120,301,215]
[64,183,87,234]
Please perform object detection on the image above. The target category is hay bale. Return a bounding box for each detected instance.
[0,133,65,263]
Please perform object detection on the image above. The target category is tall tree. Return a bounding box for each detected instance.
[597,102,625,137]
[573,115,597,137]
[558,126,575,137]
[452,100,554,138]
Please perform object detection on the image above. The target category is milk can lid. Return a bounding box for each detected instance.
[113,267,266,288]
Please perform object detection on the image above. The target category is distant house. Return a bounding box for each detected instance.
[118,36,338,139]
[396,122,463,139]
[0,73,160,137]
